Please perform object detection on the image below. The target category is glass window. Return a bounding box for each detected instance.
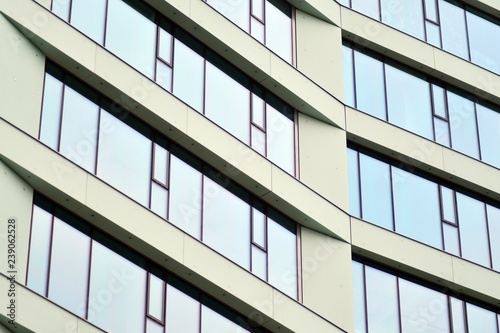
[381,0,425,40]
[105,0,156,79]
[443,223,460,256]
[251,126,266,155]
[426,22,442,48]
[52,0,71,21]
[168,155,202,239]
[251,17,265,43]
[487,205,500,271]
[27,205,53,296]
[146,318,163,333]
[424,0,438,22]
[432,85,447,118]
[347,149,361,217]
[450,297,466,333]
[151,182,168,219]
[352,261,367,333]
[457,193,490,267]
[467,11,500,75]
[70,0,106,44]
[172,39,205,112]
[265,2,292,63]
[439,0,469,60]
[252,207,266,248]
[342,45,355,107]
[351,0,380,20]
[252,93,265,128]
[476,104,500,167]
[156,61,173,92]
[153,143,168,186]
[466,302,498,333]
[385,65,433,139]
[266,104,295,174]
[88,241,146,333]
[399,278,450,333]
[148,273,164,321]
[158,27,173,64]
[434,117,451,147]
[48,217,90,318]
[365,266,399,333]
[202,177,251,269]
[440,186,456,224]
[359,153,393,230]
[447,91,479,159]
[206,0,250,32]
[205,62,250,144]
[40,73,63,150]
[202,304,249,333]
[97,110,152,206]
[166,285,200,333]
[251,245,267,280]
[354,51,387,121]
[251,0,264,21]
[267,216,297,299]
[59,85,99,173]
[392,168,442,249]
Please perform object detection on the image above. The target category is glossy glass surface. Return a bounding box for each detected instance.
[347,148,361,217]
[354,51,387,120]
[447,91,479,159]
[433,117,451,147]
[443,223,460,256]
[352,261,367,333]
[48,217,90,318]
[359,153,393,230]
[207,0,250,31]
[450,297,466,333]
[385,65,432,139]
[466,302,498,333]
[487,205,500,271]
[265,3,292,63]
[381,0,424,39]
[251,245,267,280]
[426,21,442,48]
[168,155,202,239]
[52,0,70,21]
[151,182,168,219]
[467,11,500,74]
[424,0,438,21]
[251,126,266,155]
[252,207,266,248]
[158,28,173,64]
[71,0,106,44]
[166,285,200,333]
[457,193,490,267]
[251,17,265,43]
[153,143,168,186]
[266,104,294,174]
[252,0,264,20]
[40,73,63,150]
[342,46,355,107]
[252,93,265,128]
[148,273,164,321]
[202,304,249,333]
[351,0,379,20]
[440,186,456,223]
[203,177,251,269]
[205,62,250,144]
[156,60,173,92]
[97,111,152,206]
[439,0,469,60]
[365,266,399,333]
[476,104,500,167]
[106,0,156,78]
[146,318,163,333]
[392,168,441,248]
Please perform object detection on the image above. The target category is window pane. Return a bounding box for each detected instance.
[151,182,168,219]
[268,217,297,299]
[487,205,500,271]
[203,177,251,269]
[266,104,294,174]
[40,73,63,150]
[146,318,164,333]
[351,0,379,20]
[252,207,266,248]
[359,154,393,230]
[251,0,264,20]
[467,11,500,74]
[265,3,292,63]
[71,0,106,44]
[476,104,500,167]
[202,304,249,333]
[48,218,90,318]
[426,21,442,48]
[347,149,361,217]
[443,223,460,256]
[424,0,438,21]
[106,0,156,78]
[434,117,451,147]
[342,45,355,107]
[440,186,456,224]
[173,39,204,112]
[156,61,173,92]
[251,17,265,43]
[466,302,497,333]
[166,285,200,333]
[168,155,202,239]
[450,297,466,333]
[251,126,266,155]
[153,143,168,186]
[399,278,450,333]
[52,0,70,21]
[386,65,433,139]
[206,0,250,32]
[27,206,53,296]
[354,51,387,120]
[432,85,447,119]
[205,62,250,144]
[88,241,147,333]
[97,111,152,206]
[158,28,173,64]
[457,193,490,267]
[439,0,469,60]
[392,168,442,248]
[381,0,425,40]
[252,93,265,128]
[59,85,99,173]
[251,245,267,280]
[365,266,399,333]
[148,273,164,321]
[447,91,479,159]
[352,261,367,333]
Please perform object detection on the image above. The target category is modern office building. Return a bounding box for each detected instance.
[0,0,499,332]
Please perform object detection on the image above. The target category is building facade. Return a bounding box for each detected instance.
[0,0,499,332]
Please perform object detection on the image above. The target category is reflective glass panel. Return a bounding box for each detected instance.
[432,85,447,119]
[354,51,387,120]
[266,104,294,174]
[351,0,380,20]
[158,28,173,64]
[467,11,500,74]
[466,302,497,333]
[426,21,442,48]
[381,0,425,40]
[252,207,266,248]
[265,3,292,63]
[202,304,249,333]
[48,218,90,318]
[203,177,251,269]
[365,266,399,333]
[434,117,451,147]
[151,182,168,219]
[205,62,250,144]
[443,223,460,256]
[52,0,70,21]
[106,0,156,78]
[487,204,500,271]
[172,39,204,112]
[148,273,164,321]
[146,318,164,333]
[71,0,106,44]
[156,61,173,92]
[251,125,266,155]
[386,65,433,139]
[40,73,63,150]
[168,155,202,239]
[352,261,367,333]
[251,245,267,280]
[97,111,152,206]
[166,285,200,333]
[424,0,438,22]
[153,143,168,186]
[392,168,442,248]
[342,45,355,108]
[251,0,264,20]
[359,153,393,230]
[347,148,361,217]
[207,0,250,32]
[450,297,466,333]
[447,91,479,159]
[399,278,450,333]
[439,0,469,60]
[476,104,500,167]
[251,17,265,43]
[252,93,265,128]
[440,186,456,224]
[457,192,490,267]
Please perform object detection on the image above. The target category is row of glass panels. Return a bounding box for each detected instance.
[27,194,272,333]
[44,0,296,174]
[353,259,500,333]
[339,0,500,75]
[343,44,500,168]
[348,145,500,271]
[39,62,299,299]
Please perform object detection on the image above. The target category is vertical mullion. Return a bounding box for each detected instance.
[103,0,110,47]
[362,262,369,333]
[45,209,56,298]
[453,189,463,257]
[94,100,103,175]
[293,109,299,179]
[68,0,74,23]
[296,224,303,303]
[382,61,389,122]
[472,101,482,161]
[462,5,472,61]
[396,276,403,333]
[429,81,438,142]
[25,193,37,286]
[438,185,446,251]
[356,150,363,220]
[483,202,494,269]
[56,74,66,152]
[149,135,155,210]
[38,67,48,141]
[199,175,205,242]
[154,25,160,83]
[291,7,297,67]
[350,46,358,109]
[84,229,94,320]
[388,165,396,232]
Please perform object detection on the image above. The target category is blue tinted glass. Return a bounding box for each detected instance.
[467,11,500,74]
[466,302,497,333]
[476,104,500,167]
[365,266,399,333]
[351,0,380,20]
[347,149,361,217]
[487,205,500,271]
[354,51,387,120]
[71,0,106,44]
[266,2,292,63]
[439,0,469,60]
[381,0,425,40]
[447,91,479,159]
[342,46,355,107]
[40,73,63,150]
[352,261,367,333]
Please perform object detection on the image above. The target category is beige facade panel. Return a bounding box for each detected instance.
[289,0,341,25]
[461,0,500,17]
[302,227,354,332]
[298,113,349,211]
[0,14,45,138]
